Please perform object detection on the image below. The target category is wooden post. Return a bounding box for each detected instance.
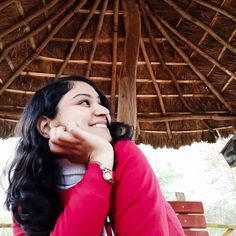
[117,0,141,138]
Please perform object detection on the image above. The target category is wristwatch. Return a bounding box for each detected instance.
[92,161,115,184]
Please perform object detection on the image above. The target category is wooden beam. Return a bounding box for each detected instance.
[160,18,236,80]
[138,114,236,122]
[0,0,77,63]
[0,0,87,96]
[0,0,58,40]
[141,125,234,134]
[56,0,100,78]
[140,37,172,138]
[86,0,108,76]
[0,0,15,12]
[117,0,141,137]
[163,0,236,54]
[143,3,233,111]
[51,37,166,43]
[190,0,227,58]
[37,55,187,65]
[110,0,119,117]
[192,0,236,23]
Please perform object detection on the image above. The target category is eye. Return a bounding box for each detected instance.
[78,99,90,106]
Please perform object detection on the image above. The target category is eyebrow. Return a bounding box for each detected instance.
[72,93,100,102]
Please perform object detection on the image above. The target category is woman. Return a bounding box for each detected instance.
[6,76,184,236]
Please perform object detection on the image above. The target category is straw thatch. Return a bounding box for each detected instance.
[0,0,236,148]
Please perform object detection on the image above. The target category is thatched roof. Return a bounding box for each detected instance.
[0,0,236,148]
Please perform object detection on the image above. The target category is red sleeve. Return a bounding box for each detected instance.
[13,219,26,236]
[50,163,112,236]
[13,163,112,236]
[111,140,184,236]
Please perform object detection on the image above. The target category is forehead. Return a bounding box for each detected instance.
[67,81,99,98]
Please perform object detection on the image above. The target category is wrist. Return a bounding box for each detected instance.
[90,161,115,184]
[89,147,114,169]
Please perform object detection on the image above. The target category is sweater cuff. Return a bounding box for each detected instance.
[74,162,112,200]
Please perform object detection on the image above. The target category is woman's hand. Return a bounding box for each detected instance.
[48,124,114,169]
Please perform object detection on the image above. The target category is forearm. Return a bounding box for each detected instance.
[50,163,112,236]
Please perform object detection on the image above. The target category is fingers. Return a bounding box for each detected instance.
[48,125,92,163]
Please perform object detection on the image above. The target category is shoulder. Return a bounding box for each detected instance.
[113,140,148,166]
[114,140,142,156]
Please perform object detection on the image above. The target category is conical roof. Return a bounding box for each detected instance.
[0,0,236,148]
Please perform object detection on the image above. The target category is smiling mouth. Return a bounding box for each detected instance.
[91,123,107,128]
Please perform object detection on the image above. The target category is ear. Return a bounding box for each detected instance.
[37,116,52,138]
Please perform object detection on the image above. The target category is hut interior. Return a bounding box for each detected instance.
[0,0,236,148]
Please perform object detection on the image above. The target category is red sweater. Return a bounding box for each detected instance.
[13,140,184,236]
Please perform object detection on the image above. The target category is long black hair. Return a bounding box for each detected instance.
[5,76,133,235]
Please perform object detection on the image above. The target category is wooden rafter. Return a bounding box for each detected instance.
[51,37,166,43]
[56,0,100,78]
[117,0,140,137]
[163,0,236,54]
[138,114,236,122]
[0,0,58,40]
[15,0,36,49]
[175,0,193,28]
[160,18,236,80]
[0,0,87,96]
[0,0,15,12]
[141,125,233,134]
[143,3,233,111]
[0,0,76,63]
[193,0,236,23]
[86,0,108,77]
[190,0,227,58]
[110,0,119,117]
[37,55,187,66]
[140,37,172,139]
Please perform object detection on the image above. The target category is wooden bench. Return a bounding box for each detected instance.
[168,201,209,236]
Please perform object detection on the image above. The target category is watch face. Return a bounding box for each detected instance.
[104,171,112,181]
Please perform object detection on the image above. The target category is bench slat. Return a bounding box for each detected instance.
[168,201,204,214]
[177,215,207,228]
[184,230,209,236]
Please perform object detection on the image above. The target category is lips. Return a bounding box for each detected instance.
[90,120,108,128]
[92,123,107,128]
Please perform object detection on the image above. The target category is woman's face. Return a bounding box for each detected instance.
[50,81,112,142]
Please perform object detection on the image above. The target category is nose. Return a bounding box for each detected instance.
[94,103,111,120]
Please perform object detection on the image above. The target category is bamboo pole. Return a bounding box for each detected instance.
[163,0,236,54]
[56,0,100,78]
[138,114,236,122]
[76,9,124,15]
[143,3,232,111]
[160,18,236,80]
[85,0,108,77]
[51,37,166,43]
[175,0,193,28]
[37,55,187,65]
[0,0,15,12]
[140,4,217,137]
[0,0,76,63]
[210,28,236,79]
[110,0,119,117]
[15,0,36,49]
[0,0,58,40]
[140,125,233,134]
[140,5,194,112]
[0,0,88,96]
[193,0,236,23]
[140,37,172,139]
[190,0,227,58]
